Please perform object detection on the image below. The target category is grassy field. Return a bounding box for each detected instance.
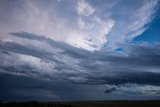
[0,100,160,107]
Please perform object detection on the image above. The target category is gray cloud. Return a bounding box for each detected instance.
[0,32,160,88]
[105,87,116,94]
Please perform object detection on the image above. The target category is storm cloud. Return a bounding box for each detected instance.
[0,32,160,87]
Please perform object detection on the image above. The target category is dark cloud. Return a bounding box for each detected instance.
[0,41,61,63]
[10,32,47,41]
[85,71,160,85]
[105,87,116,94]
[1,32,160,87]
[0,73,116,101]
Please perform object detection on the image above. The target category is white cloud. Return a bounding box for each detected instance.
[127,0,158,39]
[74,16,115,51]
[106,0,159,50]
[18,54,55,73]
[78,18,86,29]
[76,0,95,16]
[0,0,159,52]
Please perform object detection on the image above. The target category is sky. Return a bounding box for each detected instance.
[0,0,160,101]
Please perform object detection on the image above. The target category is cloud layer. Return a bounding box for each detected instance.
[0,32,160,97]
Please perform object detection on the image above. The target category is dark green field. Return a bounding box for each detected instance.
[0,101,160,107]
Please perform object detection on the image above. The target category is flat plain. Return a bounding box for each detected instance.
[0,100,160,107]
